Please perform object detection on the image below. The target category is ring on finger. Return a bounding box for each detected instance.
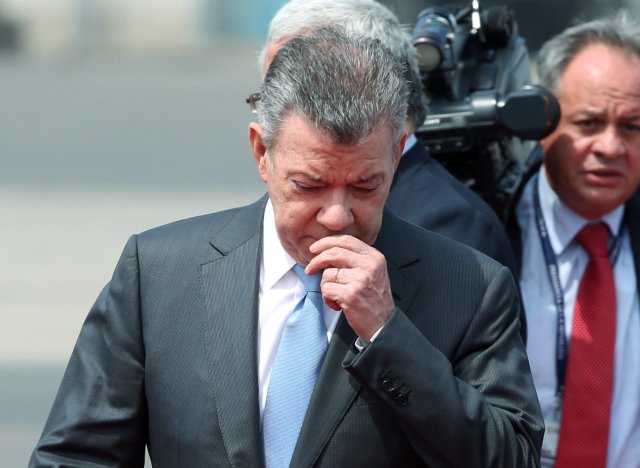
[334,267,340,283]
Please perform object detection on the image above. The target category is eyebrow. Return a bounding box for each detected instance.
[572,108,640,120]
[571,109,604,118]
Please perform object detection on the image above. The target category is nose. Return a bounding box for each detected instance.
[593,127,626,159]
[316,192,354,232]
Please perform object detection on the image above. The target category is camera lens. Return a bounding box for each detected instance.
[412,9,457,72]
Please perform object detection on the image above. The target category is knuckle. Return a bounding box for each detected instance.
[327,247,341,259]
[342,286,358,303]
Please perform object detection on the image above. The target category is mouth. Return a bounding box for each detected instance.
[584,168,625,187]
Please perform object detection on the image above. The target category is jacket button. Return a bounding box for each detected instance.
[379,370,401,393]
[381,378,400,393]
[394,391,410,406]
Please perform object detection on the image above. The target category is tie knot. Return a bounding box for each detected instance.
[293,264,322,293]
[576,223,610,258]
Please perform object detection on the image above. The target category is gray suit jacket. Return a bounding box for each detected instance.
[30,195,543,467]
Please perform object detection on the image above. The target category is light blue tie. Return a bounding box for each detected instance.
[263,264,328,468]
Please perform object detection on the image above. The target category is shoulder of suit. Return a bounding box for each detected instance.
[136,196,266,246]
[382,209,503,273]
[396,145,505,225]
[628,189,640,211]
[625,190,640,236]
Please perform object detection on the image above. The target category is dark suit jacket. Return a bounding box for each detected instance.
[386,141,527,340]
[30,196,543,467]
[628,192,640,289]
[386,141,518,275]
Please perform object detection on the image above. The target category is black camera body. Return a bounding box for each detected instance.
[412,1,560,221]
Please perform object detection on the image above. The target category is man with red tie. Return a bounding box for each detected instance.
[509,13,640,468]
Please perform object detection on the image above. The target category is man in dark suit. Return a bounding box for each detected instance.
[507,14,640,468]
[259,0,526,346]
[31,28,542,467]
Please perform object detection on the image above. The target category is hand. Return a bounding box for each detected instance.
[305,235,395,342]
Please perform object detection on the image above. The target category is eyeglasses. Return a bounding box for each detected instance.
[245,92,261,114]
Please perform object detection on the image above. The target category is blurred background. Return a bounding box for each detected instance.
[1,0,638,465]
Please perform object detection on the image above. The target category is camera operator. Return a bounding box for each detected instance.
[508,13,640,468]
[259,0,519,279]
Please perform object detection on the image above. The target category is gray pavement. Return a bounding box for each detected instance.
[0,43,265,466]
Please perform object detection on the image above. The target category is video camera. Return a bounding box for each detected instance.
[412,0,560,222]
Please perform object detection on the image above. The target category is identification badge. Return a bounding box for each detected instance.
[541,396,562,466]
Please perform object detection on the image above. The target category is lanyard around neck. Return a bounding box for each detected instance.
[531,173,623,397]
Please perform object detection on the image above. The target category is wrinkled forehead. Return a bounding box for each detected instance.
[558,44,640,92]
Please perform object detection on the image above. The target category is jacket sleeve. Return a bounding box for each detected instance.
[29,235,147,468]
[343,266,543,468]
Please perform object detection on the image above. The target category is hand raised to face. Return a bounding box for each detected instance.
[305,234,395,342]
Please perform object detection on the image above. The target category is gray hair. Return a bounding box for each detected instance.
[537,11,640,94]
[259,0,426,129]
[258,27,408,150]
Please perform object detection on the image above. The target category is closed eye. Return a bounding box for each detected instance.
[293,180,323,192]
[351,185,379,194]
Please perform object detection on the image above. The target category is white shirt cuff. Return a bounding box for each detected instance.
[354,325,384,351]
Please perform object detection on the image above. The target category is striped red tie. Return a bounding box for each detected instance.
[555,223,616,467]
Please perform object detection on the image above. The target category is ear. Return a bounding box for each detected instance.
[394,131,408,171]
[249,122,268,183]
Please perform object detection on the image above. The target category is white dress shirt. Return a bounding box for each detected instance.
[257,200,342,422]
[517,168,640,468]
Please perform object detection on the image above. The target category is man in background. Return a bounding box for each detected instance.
[258,0,519,278]
[510,13,640,467]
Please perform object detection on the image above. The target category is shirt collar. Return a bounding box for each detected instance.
[538,166,625,255]
[262,199,297,290]
[401,133,418,156]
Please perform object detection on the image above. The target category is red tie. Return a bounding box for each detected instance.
[555,223,616,467]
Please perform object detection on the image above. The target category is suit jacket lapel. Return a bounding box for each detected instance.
[200,196,267,466]
[374,208,422,310]
[292,209,420,466]
[625,191,640,294]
